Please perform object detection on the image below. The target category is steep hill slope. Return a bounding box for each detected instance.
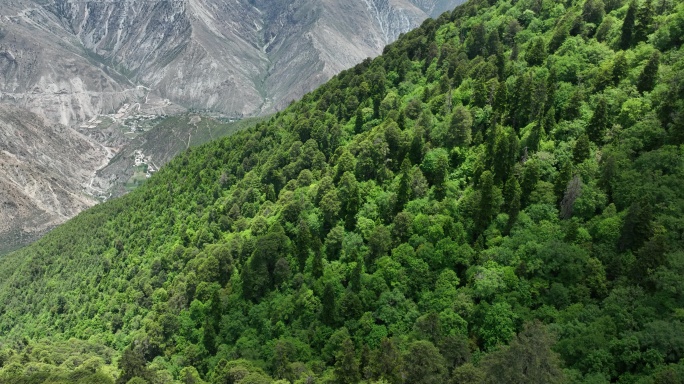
[1,0,684,383]
[0,105,109,253]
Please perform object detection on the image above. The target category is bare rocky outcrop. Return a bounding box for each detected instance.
[0,104,108,252]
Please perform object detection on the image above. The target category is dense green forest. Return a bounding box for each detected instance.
[2,0,684,382]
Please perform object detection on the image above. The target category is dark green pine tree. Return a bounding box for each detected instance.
[493,81,508,115]
[637,51,660,94]
[525,37,547,67]
[409,128,424,165]
[116,346,155,384]
[350,255,362,293]
[618,201,653,252]
[368,338,403,384]
[396,158,412,213]
[528,122,543,152]
[295,220,311,272]
[203,318,217,355]
[563,89,583,121]
[620,0,637,49]
[573,134,591,163]
[612,52,629,85]
[521,161,540,207]
[312,237,324,279]
[466,23,487,59]
[543,106,557,133]
[451,105,473,147]
[503,176,521,235]
[554,160,573,205]
[322,282,337,326]
[475,171,496,236]
[493,129,519,185]
[588,97,609,144]
[354,108,364,134]
[634,0,654,43]
[334,338,361,384]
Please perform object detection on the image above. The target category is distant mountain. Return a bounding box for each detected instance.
[1,0,465,126]
[0,105,108,253]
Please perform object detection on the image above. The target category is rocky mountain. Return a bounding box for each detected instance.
[0,105,109,253]
[1,0,465,126]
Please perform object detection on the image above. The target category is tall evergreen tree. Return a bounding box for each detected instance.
[619,201,653,252]
[334,338,361,384]
[525,37,547,67]
[573,134,591,163]
[322,282,337,326]
[368,338,403,384]
[451,105,473,147]
[620,0,637,49]
[588,97,609,144]
[503,176,521,235]
[554,160,573,205]
[396,158,412,212]
[637,50,660,94]
[476,171,497,236]
[635,0,654,43]
[481,321,564,384]
[312,237,324,279]
[612,51,629,85]
[521,160,540,207]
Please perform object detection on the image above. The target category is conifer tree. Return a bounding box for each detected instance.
[322,282,337,326]
[619,201,653,252]
[620,1,637,49]
[554,160,573,205]
[368,338,403,384]
[635,0,654,43]
[637,50,660,94]
[573,134,591,163]
[588,97,609,144]
[503,176,521,235]
[396,158,412,212]
[525,37,547,67]
[476,171,497,235]
[312,237,324,279]
[521,160,540,207]
[295,220,311,272]
[612,51,628,85]
[354,108,364,134]
[451,105,473,147]
[334,338,361,384]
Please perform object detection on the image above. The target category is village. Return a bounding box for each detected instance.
[133,150,157,179]
[79,103,165,134]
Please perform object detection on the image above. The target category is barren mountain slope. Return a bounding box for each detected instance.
[1,0,465,124]
[0,105,108,253]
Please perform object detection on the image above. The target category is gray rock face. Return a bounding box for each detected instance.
[0,0,465,125]
[0,104,108,252]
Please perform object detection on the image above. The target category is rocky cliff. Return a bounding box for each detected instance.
[0,105,108,252]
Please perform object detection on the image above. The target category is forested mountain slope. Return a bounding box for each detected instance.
[1,0,684,383]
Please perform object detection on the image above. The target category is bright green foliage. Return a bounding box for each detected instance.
[1,1,684,383]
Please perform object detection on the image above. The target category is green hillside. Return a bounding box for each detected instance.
[2,0,684,383]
